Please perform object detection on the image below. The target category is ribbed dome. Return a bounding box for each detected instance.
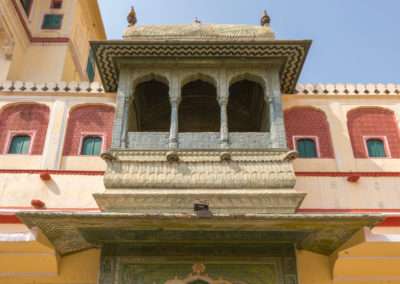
[123,23,275,41]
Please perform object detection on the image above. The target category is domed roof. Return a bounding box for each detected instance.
[123,23,275,41]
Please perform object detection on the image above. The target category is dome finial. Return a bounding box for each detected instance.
[127,6,137,26]
[194,17,201,24]
[261,10,270,27]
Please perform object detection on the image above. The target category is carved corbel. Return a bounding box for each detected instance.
[0,24,13,60]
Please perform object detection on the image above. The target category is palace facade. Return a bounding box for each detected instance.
[0,1,400,283]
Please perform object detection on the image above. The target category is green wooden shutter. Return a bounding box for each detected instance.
[367,139,386,157]
[20,0,33,16]
[86,52,95,83]
[81,137,102,155]
[42,15,62,29]
[297,139,317,158]
[9,136,30,154]
[92,138,102,155]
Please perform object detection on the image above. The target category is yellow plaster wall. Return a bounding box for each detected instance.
[0,173,104,208]
[1,0,106,83]
[60,156,106,171]
[283,94,400,209]
[20,45,68,82]
[296,176,400,209]
[61,48,78,82]
[297,250,334,284]
[0,249,100,283]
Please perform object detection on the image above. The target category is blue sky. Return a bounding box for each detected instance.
[98,0,400,85]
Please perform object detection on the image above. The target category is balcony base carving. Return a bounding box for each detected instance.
[99,149,303,214]
[102,149,297,189]
[94,189,306,214]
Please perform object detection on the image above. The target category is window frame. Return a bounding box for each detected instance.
[78,132,105,156]
[41,14,64,30]
[363,136,391,158]
[50,0,63,9]
[293,135,320,158]
[20,0,34,18]
[86,50,95,83]
[4,131,35,155]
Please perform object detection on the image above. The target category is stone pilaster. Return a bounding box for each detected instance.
[265,66,287,148]
[111,67,131,148]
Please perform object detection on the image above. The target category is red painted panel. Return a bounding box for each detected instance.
[62,105,115,156]
[0,104,50,155]
[347,108,400,158]
[284,107,335,158]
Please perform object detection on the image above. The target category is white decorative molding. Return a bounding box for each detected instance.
[0,81,105,93]
[2,81,399,95]
[294,83,400,95]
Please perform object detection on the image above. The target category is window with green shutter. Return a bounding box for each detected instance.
[8,135,31,154]
[86,51,95,83]
[42,14,63,29]
[297,138,317,158]
[81,137,102,155]
[366,139,387,158]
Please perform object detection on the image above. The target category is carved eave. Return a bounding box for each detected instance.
[89,40,311,93]
[16,211,384,256]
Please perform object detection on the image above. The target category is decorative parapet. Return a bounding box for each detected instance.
[2,81,399,95]
[294,83,400,95]
[0,81,105,93]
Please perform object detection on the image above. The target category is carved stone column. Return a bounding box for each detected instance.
[219,97,229,149]
[168,98,179,149]
[218,68,230,161]
[265,66,287,148]
[166,71,180,161]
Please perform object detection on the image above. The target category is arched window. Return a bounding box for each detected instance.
[81,136,102,155]
[366,139,386,158]
[62,105,114,156]
[296,139,317,158]
[347,108,400,158]
[284,107,334,158]
[179,80,219,132]
[9,135,31,154]
[228,79,268,132]
[0,104,50,155]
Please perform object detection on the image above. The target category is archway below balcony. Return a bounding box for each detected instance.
[179,79,219,132]
[227,79,269,132]
[130,79,171,132]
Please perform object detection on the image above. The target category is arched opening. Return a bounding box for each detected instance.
[0,103,50,155]
[188,280,210,284]
[179,80,219,132]
[284,107,334,158]
[227,79,268,132]
[347,107,400,158]
[130,79,171,132]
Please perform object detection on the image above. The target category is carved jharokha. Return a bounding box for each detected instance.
[14,10,386,284]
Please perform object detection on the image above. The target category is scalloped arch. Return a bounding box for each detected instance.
[228,72,266,92]
[181,72,218,90]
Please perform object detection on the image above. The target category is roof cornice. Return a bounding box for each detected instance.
[90,40,312,93]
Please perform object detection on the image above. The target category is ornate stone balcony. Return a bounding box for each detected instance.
[96,148,303,214]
